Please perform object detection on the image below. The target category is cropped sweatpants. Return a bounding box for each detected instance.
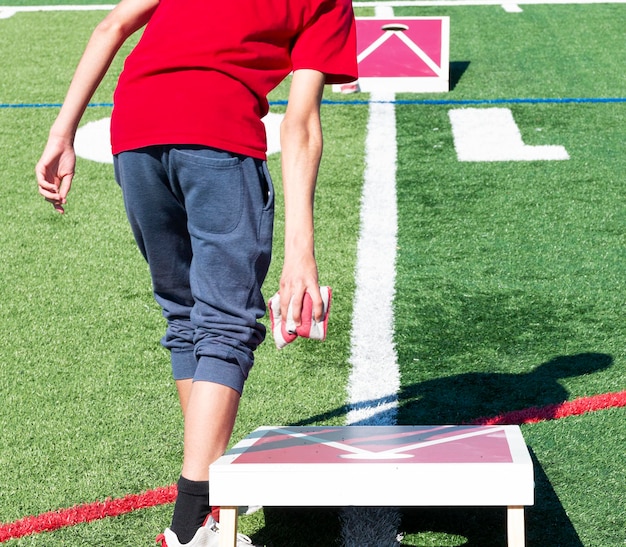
[114,145,274,394]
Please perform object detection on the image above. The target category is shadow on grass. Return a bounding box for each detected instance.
[449,61,470,91]
[258,507,342,547]
[398,450,583,547]
[397,352,612,425]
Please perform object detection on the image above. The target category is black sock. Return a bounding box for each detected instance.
[170,476,211,544]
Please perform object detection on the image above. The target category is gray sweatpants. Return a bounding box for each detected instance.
[114,145,274,394]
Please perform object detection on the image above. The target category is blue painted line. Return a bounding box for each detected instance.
[0,102,111,108]
[1,97,625,109]
[318,96,626,106]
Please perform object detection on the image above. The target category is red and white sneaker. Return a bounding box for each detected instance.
[156,516,255,547]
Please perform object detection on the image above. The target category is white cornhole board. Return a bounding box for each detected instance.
[334,17,450,94]
[210,425,534,547]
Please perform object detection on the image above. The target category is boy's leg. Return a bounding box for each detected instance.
[182,381,241,481]
[115,146,274,541]
[173,147,273,542]
[168,381,241,543]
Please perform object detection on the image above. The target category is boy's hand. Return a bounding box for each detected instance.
[36,136,75,214]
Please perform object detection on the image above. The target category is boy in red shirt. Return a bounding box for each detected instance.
[36,0,357,545]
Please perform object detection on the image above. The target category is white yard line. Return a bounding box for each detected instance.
[1,0,624,16]
[345,90,400,428]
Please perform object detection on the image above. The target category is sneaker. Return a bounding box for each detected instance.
[156,516,256,547]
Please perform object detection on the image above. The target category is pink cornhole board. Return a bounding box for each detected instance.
[210,425,534,547]
[335,17,450,93]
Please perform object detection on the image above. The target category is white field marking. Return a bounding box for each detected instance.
[1,4,115,11]
[0,4,114,17]
[502,3,525,10]
[345,89,400,427]
[449,107,569,161]
[0,4,113,18]
[75,118,113,164]
[352,0,626,6]
[373,4,396,17]
[346,0,398,429]
[72,113,284,164]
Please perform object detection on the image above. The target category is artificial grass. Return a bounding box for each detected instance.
[394,101,626,417]
[1,2,624,546]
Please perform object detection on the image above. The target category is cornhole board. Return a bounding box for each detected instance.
[210,425,534,547]
[334,17,450,93]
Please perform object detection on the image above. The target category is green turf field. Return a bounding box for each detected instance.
[0,1,624,546]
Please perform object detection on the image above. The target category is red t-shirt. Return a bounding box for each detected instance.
[110,0,357,159]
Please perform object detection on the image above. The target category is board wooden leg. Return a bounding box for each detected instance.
[507,506,525,547]
[218,506,238,547]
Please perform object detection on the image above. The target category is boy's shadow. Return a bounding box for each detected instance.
[398,352,612,425]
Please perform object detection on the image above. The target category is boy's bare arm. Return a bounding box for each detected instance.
[279,68,326,325]
[36,0,159,213]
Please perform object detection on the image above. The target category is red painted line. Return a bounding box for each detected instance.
[471,390,626,425]
[1,391,625,542]
[0,485,176,543]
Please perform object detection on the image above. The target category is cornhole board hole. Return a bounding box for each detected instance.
[210,425,534,547]
[334,17,450,94]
